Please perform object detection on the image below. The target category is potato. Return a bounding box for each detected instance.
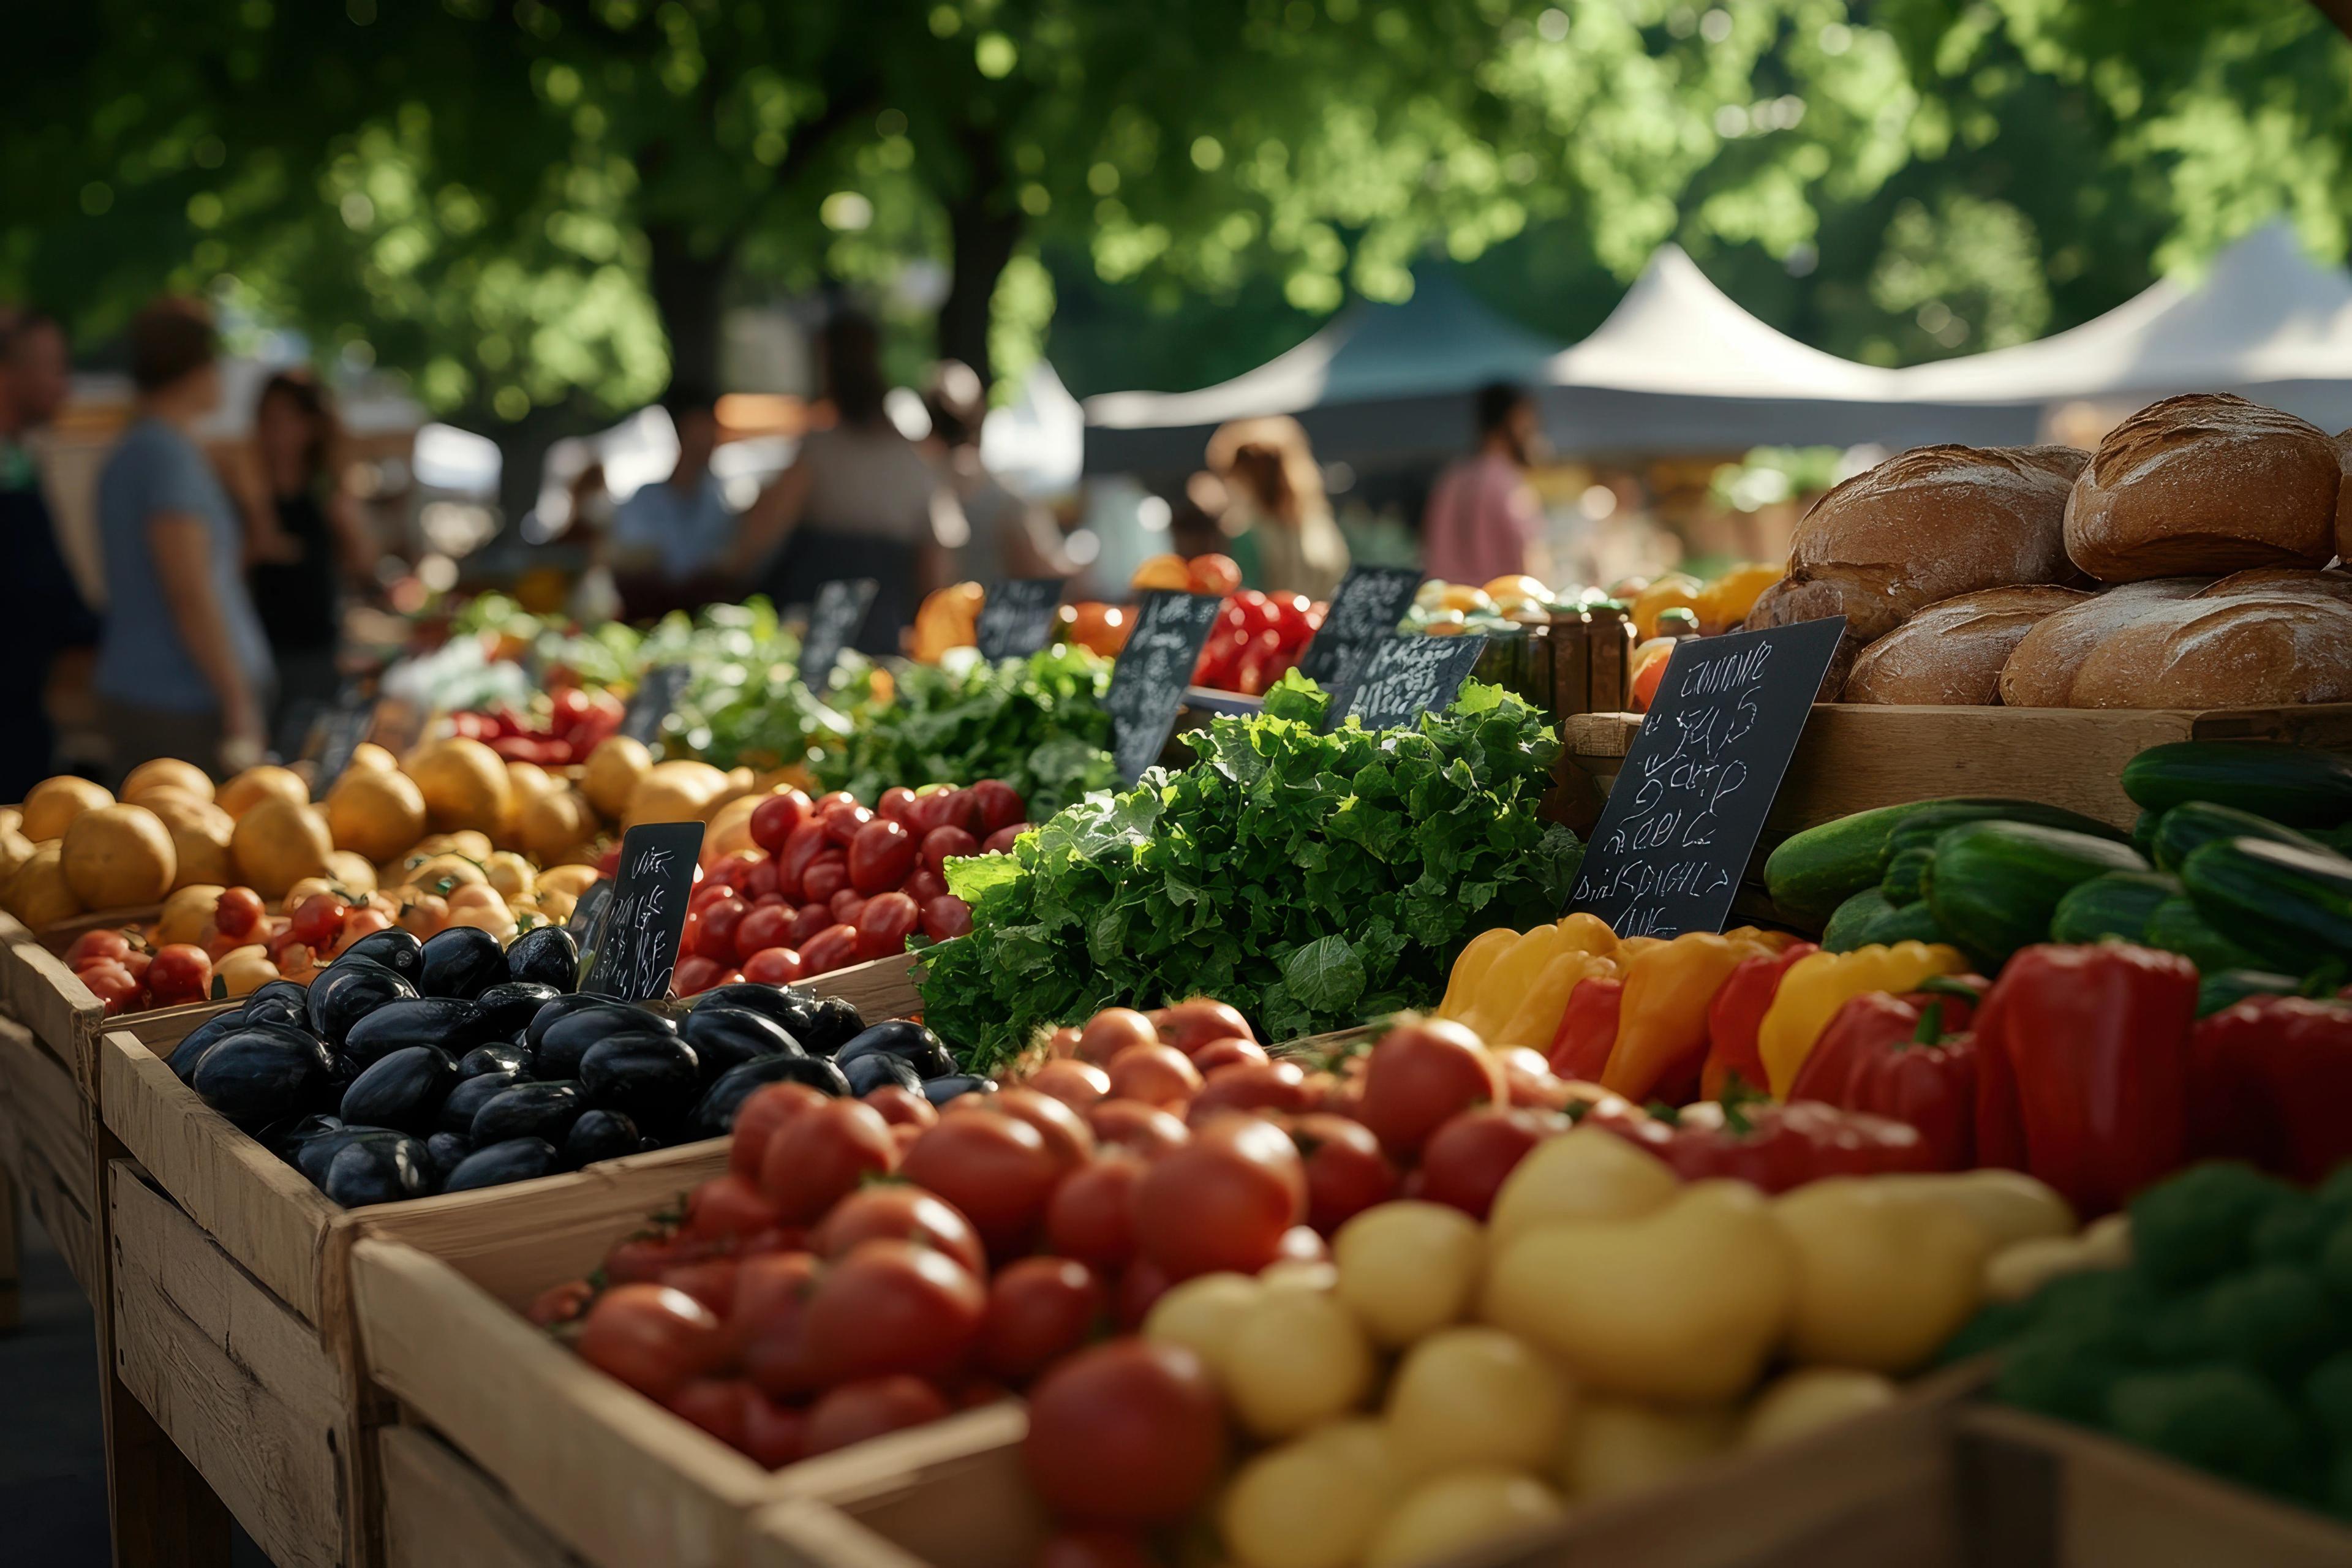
[1362,1469,1564,1568]
[61,803,176,908]
[22,775,113,841]
[1218,1285,1375,1439]
[1332,1201,1483,1348]
[1486,1127,1679,1248]
[1385,1327,1572,1478]
[1219,1419,1394,1568]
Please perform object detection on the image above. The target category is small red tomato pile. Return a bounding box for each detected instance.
[1189,590,1325,698]
[64,927,216,1016]
[448,685,625,766]
[669,782,1029,995]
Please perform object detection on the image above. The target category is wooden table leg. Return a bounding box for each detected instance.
[0,1165,21,1330]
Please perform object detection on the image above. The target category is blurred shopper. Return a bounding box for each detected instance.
[737,311,951,654]
[244,369,377,741]
[1207,415,1348,600]
[94,298,273,779]
[611,387,737,616]
[922,359,1069,584]
[1423,382,1553,585]
[0,309,100,800]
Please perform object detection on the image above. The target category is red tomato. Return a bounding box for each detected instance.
[905,865,950,907]
[1150,998,1256,1054]
[854,891,919,960]
[1133,1117,1305,1280]
[681,1174,783,1247]
[820,799,874,848]
[1044,1154,1143,1269]
[1023,1059,1111,1112]
[741,1394,809,1468]
[688,884,731,917]
[801,1240,986,1385]
[577,1284,727,1402]
[876,786,920,825]
[800,854,852,905]
[811,1186,987,1278]
[1186,1060,1314,1126]
[829,889,866,925]
[786,902,835,948]
[777,820,832,900]
[666,1377,755,1451]
[1040,1531,1156,1568]
[1186,554,1242,597]
[809,790,860,815]
[759,1098,898,1223]
[657,1257,741,1318]
[968,780,1026,834]
[733,857,780,901]
[696,897,751,964]
[1103,1045,1201,1109]
[1077,1009,1158,1065]
[671,955,723,997]
[214,887,265,941]
[118,948,154,981]
[981,824,1027,855]
[603,1234,687,1285]
[932,788,983,836]
[81,961,141,1015]
[1115,1258,1172,1329]
[900,1110,1064,1259]
[861,1085,938,1129]
[1188,1036,1268,1074]
[750,790,814,857]
[919,824,979,874]
[1289,1112,1400,1235]
[741,946,805,986]
[706,850,765,891]
[1357,1017,1507,1159]
[735,1251,823,1396]
[1085,1101,1191,1159]
[65,929,133,968]
[984,1257,1106,1384]
[805,1375,952,1455]
[146,944,214,1006]
[1419,1106,1563,1220]
[920,895,973,941]
[797,923,860,976]
[729,1082,830,1179]
[846,818,918,896]
[290,893,348,949]
[526,1279,595,1327]
[981,1087,1096,1172]
[1276,1224,1328,1264]
[1023,1340,1227,1527]
[707,965,746,989]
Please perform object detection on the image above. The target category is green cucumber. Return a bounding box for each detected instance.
[1883,801,2128,861]
[1927,821,2150,965]
[1766,797,2126,927]
[1822,888,1896,953]
[2122,741,2352,827]
[1855,898,1947,947]
[2179,837,2352,973]
[2144,895,2272,974]
[1882,846,1935,906]
[2131,811,2163,860]
[2195,970,2304,1017]
[2049,870,2180,946]
[2148,802,2324,873]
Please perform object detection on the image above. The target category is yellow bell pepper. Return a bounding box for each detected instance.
[1630,573,1703,639]
[1599,930,1773,1102]
[1694,563,1784,634]
[1755,941,1970,1097]
[1441,916,1623,1049]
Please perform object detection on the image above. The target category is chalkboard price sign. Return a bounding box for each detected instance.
[1329,633,1489,733]
[1104,590,1224,783]
[974,578,1065,661]
[799,578,880,693]
[620,663,689,746]
[1298,565,1423,685]
[581,820,707,1000]
[309,696,379,793]
[1567,617,1845,938]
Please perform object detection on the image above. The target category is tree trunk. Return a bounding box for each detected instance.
[935,138,1025,390]
[647,222,735,397]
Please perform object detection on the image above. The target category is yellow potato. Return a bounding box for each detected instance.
[23,775,113,841]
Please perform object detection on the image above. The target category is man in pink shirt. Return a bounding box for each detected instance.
[1423,383,1553,586]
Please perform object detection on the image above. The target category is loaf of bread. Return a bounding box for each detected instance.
[2065,394,2343,581]
[1996,578,2211,707]
[1740,576,1868,698]
[2198,566,2352,603]
[2068,588,2352,708]
[1844,587,2089,705]
[1783,444,2088,643]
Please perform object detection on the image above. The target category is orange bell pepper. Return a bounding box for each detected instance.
[1598,930,1774,1105]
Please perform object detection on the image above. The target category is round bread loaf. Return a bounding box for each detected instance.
[1843,586,2088,706]
[2067,590,2352,709]
[2065,394,2342,581]
[1783,444,2087,643]
[1740,575,1868,698]
[1996,578,2211,707]
[2197,566,2352,603]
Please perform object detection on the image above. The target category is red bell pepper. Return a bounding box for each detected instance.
[1700,942,1817,1099]
[2187,995,2352,1185]
[1613,1086,1934,1193]
[1972,943,2197,1218]
[1786,975,1985,1170]
[1547,976,1624,1082]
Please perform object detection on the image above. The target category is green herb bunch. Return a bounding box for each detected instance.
[922,673,1584,1069]
[816,644,1118,819]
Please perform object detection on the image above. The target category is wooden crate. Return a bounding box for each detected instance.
[379,1425,584,1568]
[0,1014,98,1301]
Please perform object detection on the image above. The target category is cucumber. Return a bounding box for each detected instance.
[2144,895,2272,975]
[1927,821,2150,965]
[2195,970,2304,1017]
[2122,741,2352,827]
[1822,888,1895,954]
[1882,846,1934,906]
[2179,837,2352,972]
[1766,797,2126,926]
[2131,811,2163,860]
[2148,802,2325,873]
[2049,870,2180,945]
[1855,898,1947,947]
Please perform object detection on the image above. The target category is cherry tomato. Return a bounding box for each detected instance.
[1357,1017,1506,1160]
[734,903,794,959]
[80,961,141,1015]
[1186,1060,1314,1126]
[984,1256,1106,1384]
[1085,1100,1191,1159]
[728,1081,831,1179]
[805,1374,952,1455]
[777,819,832,900]
[576,1284,727,1402]
[1189,1036,1268,1074]
[801,1240,986,1385]
[118,948,154,981]
[1420,1105,1564,1220]
[796,923,860,976]
[1023,1340,1227,1527]
[603,1234,687,1285]
[1133,1116,1305,1280]
[900,1109,1063,1259]
[750,790,814,858]
[1150,998,1256,1055]
[905,865,950,907]
[1104,1044,1202,1109]
[809,790,861,815]
[688,881,734,916]
[820,799,873,848]
[666,1377,755,1451]
[680,1174,782,1248]
[214,888,265,941]
[1023,1059,1110,1112]
[733,856,780,901]
[829,889,867,925]
[1045,1154,1143,1269]
[671,954,723,997]
[811,1186,987,1278]
[968,780,1026,835]
[846,818,918,896]
[920,895,973,941]
[1289,1112,1399,1234]
[786,902,834,948]
[735,1251,823,1397]
[932,788,983,836]
[919,825,979,875]
[696,897,750,964]
[334,908,394,952]
[800,853,851,905]
[1077,1009,1157,1066]
[875,786,920,825]
[854,891,919,961]
[981,825,1027,855]
[657,1257,741,1318]
[706,850,764,891]
[290,893,348,949]
[741,946,805,986]
[146,944,214,1007]
[758,1098,898,1223]
[980,1087,1095,1172]
[66,929,134,968]
[741,1393,809,1468]
[526,1279,594,1327]
[1116,1257,1173,1329]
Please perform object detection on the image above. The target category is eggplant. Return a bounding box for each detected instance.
[679,1006,802,1079]
[320,1132,434,1207]
[469,1080,586,1147]
[192,1027,337,1128]
[241,993,308,1029]
[423,1131,472,1185]
[692,982,821,1035]
[307,959,418,1048]
[292,1125,405,1185]
[526,990,616,1051]
[921,1074,995,1107]
[338,927,425,982]
[167,1010,247,1085]
[562,1107,641,1169]
[458,1041,529,1079]
[473,981,559,1038]
[419,926,506,1001]
[579,1031,701,1121]
[834,1020,954,1080]
[259,1112,344,1162]
[503,925,580,992]
[536,1001,668,1081]
[339,1046,458,1133]
[342,998,493,1066]
[845,1052,925,1097]
[247,978,313,1015]
[439,1069,521,1135]
[798,995,867,1057]
[442,1137,560,1193]
[685,1053,849,1140]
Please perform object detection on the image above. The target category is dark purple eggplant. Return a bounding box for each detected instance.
[458,1041,529,1079]
[293,1124,404,1185]
[502,925,579,992]
[684,1053,848,1140]
[241,992,308,1030]
[247,978,312,1014]
[342,998,492,1066]
[579,1031,701,1121]
[437,1068,521,1135]
[338,927,424,982]
[526,991,614,1052]
[921,1074,995,1107]
[844,1051,925,1097]
[473,981,559,1038]
[320,1132,433,1207]
[561,1108,641,1169]
[423,1131,472,1184]
[339,1046,458,1133]
[307,959,418,1049]
[441,1137,560,1193]
[690,982,823,1036]
[679,1006,802,1079]
[167,1010,247,1085]
[192,1025,337,1128]
[797,995,867,1057]
[833,1020,954,1080]
[536,1001,669,1081]
[259,1113,344,1163]
[418,926,505,1001]
[469,1080,585,1147]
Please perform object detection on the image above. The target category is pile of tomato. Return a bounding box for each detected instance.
[65,927,217,1014]
[448,685,626,767]
[671,782,1027,994]
[1189,590,1326,698]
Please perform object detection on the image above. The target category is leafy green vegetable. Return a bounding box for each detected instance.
[922,673,1583,1069]
[816,645,1118,818]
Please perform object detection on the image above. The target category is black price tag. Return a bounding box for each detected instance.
[310,696,379,793]
[1326,633,1488,733]
[799,578,879,693]
[581,821,707,1000]
[620,664,689,747]
[974,578,1065,661]
[1567,618,1846,938]
[1298,565,1423,685]
[1104,590,1224,784]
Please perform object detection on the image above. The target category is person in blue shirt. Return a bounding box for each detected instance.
[93,298,274,780]
[608,386,737,616]
[0,307,100,801]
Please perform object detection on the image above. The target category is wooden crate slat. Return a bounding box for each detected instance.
[379,1425,584,1568]
[4,939,103,1096]
[0,1016,98,1294]
[802,945,933,1022]
[772,1408,1037,1568]
[748,1501,932,1568]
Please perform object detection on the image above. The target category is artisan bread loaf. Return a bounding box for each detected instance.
[2067,589,2352,709]
[1784,444,2087,643]
[2198,566,2352,603]
[1844,586,2088,705]
[1740,576,1868,698]
[2065,394,2342,581]
[1996,578,2211,707]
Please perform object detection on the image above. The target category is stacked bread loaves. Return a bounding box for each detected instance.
[1755,394,2352,709]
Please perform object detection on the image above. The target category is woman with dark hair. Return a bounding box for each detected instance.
[733,311,954,655]
[244,369,378,739]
